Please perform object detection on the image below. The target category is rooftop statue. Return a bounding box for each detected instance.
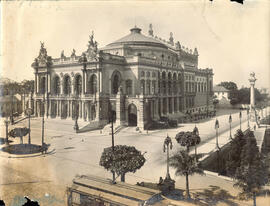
[61,50,65,59]
[71,49,76,57]
[249,72,257,82]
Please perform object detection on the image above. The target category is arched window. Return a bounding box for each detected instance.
[53,76,60,95]
[168,73,172,94]
[152,80,156,94]
[141,71,145,77]
[63,75,71,95]
[146,71,150,78]
[146,80,151,95]
[74,75,82,95]
[126,80,132,95]
[40,77,46,94]
[112,73,120,94]
[88,74,97,94]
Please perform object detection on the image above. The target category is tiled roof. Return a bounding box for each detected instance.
[213,85,229,92]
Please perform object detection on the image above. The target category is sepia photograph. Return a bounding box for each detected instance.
[1,0,270,205]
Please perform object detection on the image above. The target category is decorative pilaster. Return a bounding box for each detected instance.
[115,87,125,126]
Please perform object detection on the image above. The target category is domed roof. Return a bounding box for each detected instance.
[106,26,167,48]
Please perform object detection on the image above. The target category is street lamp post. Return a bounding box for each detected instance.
[41,95,45,148]
[215,119,220,150]
[215,119,220,174]
[4,117,10,145]
[239,111,242,130]
[110,111,116,183]
[163,134,173,180]
[25,108,32,144]
[229,114,232,140]
[193,125,199,162]
[247,109,250,129]
[73,102,79,132]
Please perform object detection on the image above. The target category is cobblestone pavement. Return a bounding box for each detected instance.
[0,108,269,206]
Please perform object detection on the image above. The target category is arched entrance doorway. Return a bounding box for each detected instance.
[128,104,137,126]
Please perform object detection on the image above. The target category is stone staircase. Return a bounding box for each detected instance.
[102,123,126,135]
[78,120,107,133]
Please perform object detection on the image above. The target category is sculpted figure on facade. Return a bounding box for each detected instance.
[71,49,76,57]
[61,50,66,59]
[86,31,99,60]
[37,41,48,65]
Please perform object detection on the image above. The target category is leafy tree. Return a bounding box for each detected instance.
[217,81,238,91]
[226,129,246,177]
[175,131,193,152]
[234,132,268,206]
[99,145,146,182]
[21,80,34,94]
[8,127,29,144]
[175,131,200,153]
[169,150,204,199]
[230,88,265,105]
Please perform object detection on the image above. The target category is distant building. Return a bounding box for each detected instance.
[32,24,214,130]
[213,85,230,105]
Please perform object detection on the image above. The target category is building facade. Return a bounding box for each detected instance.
[32,24,214,130]
[213,85,230,105]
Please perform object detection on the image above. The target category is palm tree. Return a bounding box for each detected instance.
[169,150,204,199]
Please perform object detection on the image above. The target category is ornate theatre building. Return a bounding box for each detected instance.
[32,25,214,130]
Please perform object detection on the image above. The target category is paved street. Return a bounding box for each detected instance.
[0,108,269,206]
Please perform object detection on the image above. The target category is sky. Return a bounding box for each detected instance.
[1,0,270,89]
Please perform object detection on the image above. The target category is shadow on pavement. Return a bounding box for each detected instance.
[192,185,238,206]
[1,143,50,155]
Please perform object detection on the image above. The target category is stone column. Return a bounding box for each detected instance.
[34,73,37,95]
[115,91,125,126]
[137,96,145,130]
[48,100,52,117]
[67,100,70,118]
[166,98,169,115]
[95,100,100,121]
[83,102,86,121]
[171,97,174,114]
[248,72,257,127]
[60,78,63,94]
[82,69,86,94]
[34,100,37,116]
[37,75,40,94]
[249,74,256,109]
[160,98,164,116]
[78,101,81,118]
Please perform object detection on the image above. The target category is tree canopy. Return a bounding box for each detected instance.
[217,81,238,91]
[99,145,146,182]
[234,132,268,205]
[175,131,200,152]
[226,129,246,177]
[9,127,30,144]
